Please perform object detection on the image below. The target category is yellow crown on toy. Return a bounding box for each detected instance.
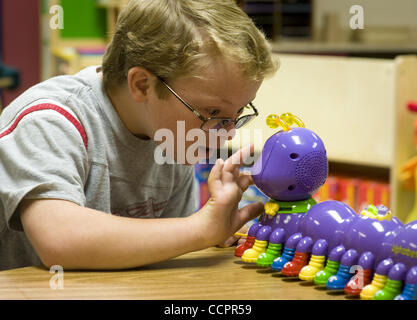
[359,205,393,221]
[266,113,305,131]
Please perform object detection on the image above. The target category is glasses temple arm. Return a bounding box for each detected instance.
[158,77,206,121]
[249,102,259,115]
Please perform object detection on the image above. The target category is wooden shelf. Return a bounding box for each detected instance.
[272,40,417,54]
[328,161,390,183]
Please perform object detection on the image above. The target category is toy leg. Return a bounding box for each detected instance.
[299,239,328,281]
[374,263,407,300]
[327,249,359,290]
[241,225,272,263]
[395,266,417,300]
[256,228,286,267]
[314,245,346,286]
[360,258,393,300]
[271,233,302,272]
[282,236,314,277]
[345,251,375,296]
[235,222,262,257]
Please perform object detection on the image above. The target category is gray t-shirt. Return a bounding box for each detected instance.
[0,66,196,270]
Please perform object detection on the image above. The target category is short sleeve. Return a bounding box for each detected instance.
[161,166,197,218]
[0,106,88,233]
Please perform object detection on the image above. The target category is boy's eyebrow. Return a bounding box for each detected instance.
[200,94,257,108]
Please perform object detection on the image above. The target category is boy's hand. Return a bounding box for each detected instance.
[196,144,263,247]
[216,224,248,248]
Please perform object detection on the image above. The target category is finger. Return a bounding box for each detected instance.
[234,223,249,240]
[237,173,253,192]
[237,224,249,235]
[237,238,246,246]
[234,166,240,181]
[224,144,254,173]
[208,158,223,184]
[247,174,254,185]
[216,243,228,248]
[237,202,264,227]
[223,235,239,247]
[221,167,237,185]
[222,145,253,185]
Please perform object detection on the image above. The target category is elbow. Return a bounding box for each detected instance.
[24,221,78,269]
[19,199,84,269]
[35,236,72,270]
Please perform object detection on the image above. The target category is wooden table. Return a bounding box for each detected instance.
[0,247,350,300]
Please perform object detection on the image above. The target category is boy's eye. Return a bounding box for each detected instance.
[207,109,220,117]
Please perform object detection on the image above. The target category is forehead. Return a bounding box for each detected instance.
[174,60,262,108]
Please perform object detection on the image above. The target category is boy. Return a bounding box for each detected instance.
[0,0,278,270]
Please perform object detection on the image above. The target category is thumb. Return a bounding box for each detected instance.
[237,201,264,226]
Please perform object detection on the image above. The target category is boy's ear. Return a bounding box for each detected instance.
[127,66,153,102]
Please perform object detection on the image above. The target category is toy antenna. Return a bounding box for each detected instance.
[266,113,305,131]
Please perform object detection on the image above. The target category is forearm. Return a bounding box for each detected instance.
[20,199,209,270]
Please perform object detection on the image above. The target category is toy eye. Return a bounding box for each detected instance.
[290,153,299,160]
[288,185,296,191]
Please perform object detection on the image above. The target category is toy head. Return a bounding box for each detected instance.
[251,114,328,201]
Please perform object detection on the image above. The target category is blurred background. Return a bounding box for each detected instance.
[2,0,417,105]
[1,0,417,222]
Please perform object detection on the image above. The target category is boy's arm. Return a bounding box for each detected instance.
[20,145,263,270]
[19,198,207,270]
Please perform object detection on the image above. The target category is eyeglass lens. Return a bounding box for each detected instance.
[202,114,256,131]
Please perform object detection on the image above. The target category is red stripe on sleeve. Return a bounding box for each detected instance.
[0,103,88,150]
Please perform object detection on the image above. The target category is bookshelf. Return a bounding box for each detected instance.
[240,0,417,58]
[45,0,134,77]
[240,0,313,41]
[47,0,115,76]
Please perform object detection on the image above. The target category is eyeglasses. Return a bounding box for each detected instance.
[157,77,258,132]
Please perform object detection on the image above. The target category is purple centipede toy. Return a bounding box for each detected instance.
[234,113,417,300]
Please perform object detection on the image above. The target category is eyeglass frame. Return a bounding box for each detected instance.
[157,76,259,131]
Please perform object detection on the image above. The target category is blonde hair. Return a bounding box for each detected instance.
[102,0,279,98]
